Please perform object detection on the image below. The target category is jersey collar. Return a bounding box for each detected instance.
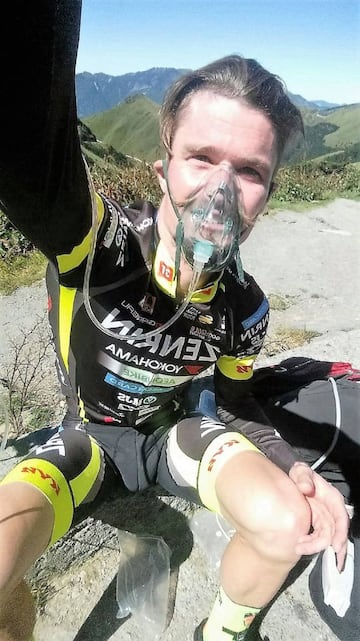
[153,240,221,302]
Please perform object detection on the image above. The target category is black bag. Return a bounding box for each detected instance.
[253,356,360,504]
[253,356,360,640]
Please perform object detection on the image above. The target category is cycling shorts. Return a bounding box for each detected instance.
[1,409,260,547]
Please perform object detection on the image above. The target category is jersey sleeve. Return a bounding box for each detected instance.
[214,277,298,473]
[0,0,93,262]
[213,364,297,473]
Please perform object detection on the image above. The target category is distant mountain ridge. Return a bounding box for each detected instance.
[79,68,359,166]
[76,68,188,117]
[75,67,342,118]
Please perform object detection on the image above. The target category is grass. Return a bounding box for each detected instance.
[0,251,47,294]
[267,293,297,311]
[263,327,321,357]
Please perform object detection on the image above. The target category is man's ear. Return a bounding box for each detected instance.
[153,159,168,194]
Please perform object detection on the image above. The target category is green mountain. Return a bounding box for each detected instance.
[83,94,360,166]
[84,94,164,163]
[302,104,360,163]
[78,120,129,168]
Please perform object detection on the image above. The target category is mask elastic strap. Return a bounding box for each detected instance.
[162,158,185,284]
[234,246,245,283]
[162,158,182,220]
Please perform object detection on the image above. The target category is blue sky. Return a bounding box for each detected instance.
[77,0,360,105]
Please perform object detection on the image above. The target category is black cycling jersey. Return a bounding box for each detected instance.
[47,191,270,429]
[0,0,297,473]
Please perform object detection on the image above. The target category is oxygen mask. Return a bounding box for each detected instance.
[179,166,242,273]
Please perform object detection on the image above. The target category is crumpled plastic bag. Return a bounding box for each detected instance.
[322,540,354,617]
[116,530,171,639]
[189,508,235,572]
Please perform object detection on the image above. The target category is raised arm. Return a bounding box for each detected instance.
[0,0,91,261]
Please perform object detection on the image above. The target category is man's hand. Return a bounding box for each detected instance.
[289,461,350,571]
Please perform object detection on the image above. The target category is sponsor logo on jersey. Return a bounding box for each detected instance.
[183,306,199,321]
[138,404,161,417]
[102,209,118,248]
[158,260,174,282]
[121,394,153,405]
[183,364,203,375]
[134,217,153,232]
[236,364,252,375]
[189,325,221,341]
[240,313,269,343]
[103,347,183,373]
[98,400,125,419]
[198,314,213,325]
[120,300,157,326]
[116,393,157,409]
[104,372,172,394]
[35,434,65,457]
[101,312,221,363]
[242,298,269,330]
[115,222,128,266]
[99,353,193,387]
[138,293,157,315]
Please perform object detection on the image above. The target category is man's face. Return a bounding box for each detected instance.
[155,90,278,247]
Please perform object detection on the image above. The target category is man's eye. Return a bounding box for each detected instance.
[237,167,263,181]
[192,155,211,164]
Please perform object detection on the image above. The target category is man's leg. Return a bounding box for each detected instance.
[199,448,311,640]
[159,416,311,640]
[0,427,110,641]
[0,483,54,641]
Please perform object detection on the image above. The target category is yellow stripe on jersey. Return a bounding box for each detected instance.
[216,355,256,381]
[56,193,105,274]
[58,285,77,372]
[70,436,101,506]
[0,458,73,546]
[197,432,262,513]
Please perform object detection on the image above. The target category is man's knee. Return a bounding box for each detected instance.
[214,451,311,563]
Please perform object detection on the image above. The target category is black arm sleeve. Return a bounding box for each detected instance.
[214,365,298,473]
[0,0,91,260]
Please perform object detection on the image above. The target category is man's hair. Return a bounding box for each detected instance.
[160,55,304,163]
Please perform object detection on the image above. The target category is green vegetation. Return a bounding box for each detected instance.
[271,161,360,208]
[0,251,47,294]
[302,104,360,162]
[84,94,164,162]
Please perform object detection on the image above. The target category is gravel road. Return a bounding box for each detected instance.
[0,198,359,641]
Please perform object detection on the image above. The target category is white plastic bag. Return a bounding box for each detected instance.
[322,540,355,617]
[116,530,171,639]
[189,509,235,571]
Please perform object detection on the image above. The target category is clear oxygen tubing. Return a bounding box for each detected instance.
[311,376,341,471]
[82,160,212,342]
